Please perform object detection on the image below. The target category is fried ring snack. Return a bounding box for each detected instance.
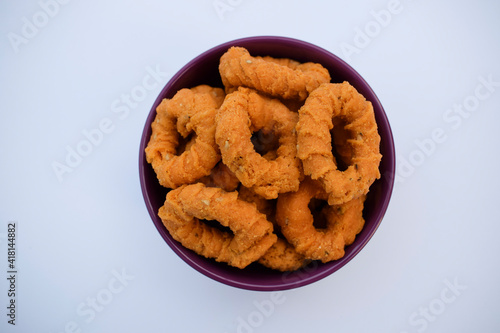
[215,87,302,199]
[145,85,225,189]
[219,46,331,101]
[276,178,366,263]
[159,183,277,269]
[296,82,382,205]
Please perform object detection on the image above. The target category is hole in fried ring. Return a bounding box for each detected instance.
[198,161,240,193]
[250,128,280,158]
[308,198,329,230]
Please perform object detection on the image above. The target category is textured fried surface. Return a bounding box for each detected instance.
[258,238,309,272]
[215,87,302,199]
[219,46,331,101]
[238,185,277,226]
[296,82,382,205]
[276,178,366,263]
[237,186,307,271]
[145,85,225,188]
[159,183,277,269]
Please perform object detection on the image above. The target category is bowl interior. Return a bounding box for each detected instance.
[139,36,395,291]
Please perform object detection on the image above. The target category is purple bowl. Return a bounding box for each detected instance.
[139,36,395,291]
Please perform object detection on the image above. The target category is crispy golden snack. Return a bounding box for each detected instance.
[219,46,331,101]
[276,178,366,263]
[258,238,310,272]
[215,87,302,199]
[158,183,277,269]
[296,82,382,205]
[145,85,225,189]
[198,161,240,192]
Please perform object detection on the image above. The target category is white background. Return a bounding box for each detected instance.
[1,0,499,332]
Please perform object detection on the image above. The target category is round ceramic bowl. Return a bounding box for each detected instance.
[139,36,395,291]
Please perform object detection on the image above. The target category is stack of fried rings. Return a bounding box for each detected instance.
[145,46,382,271]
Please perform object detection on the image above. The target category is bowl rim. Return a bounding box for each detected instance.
[139,35,395,291]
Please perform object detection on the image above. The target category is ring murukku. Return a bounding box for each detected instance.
[296,82,382,205]
[145,85,225,189]
[158,183,277,269]
[215,87,302,199]
[275,178,366,263]
[219,46,331,101]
